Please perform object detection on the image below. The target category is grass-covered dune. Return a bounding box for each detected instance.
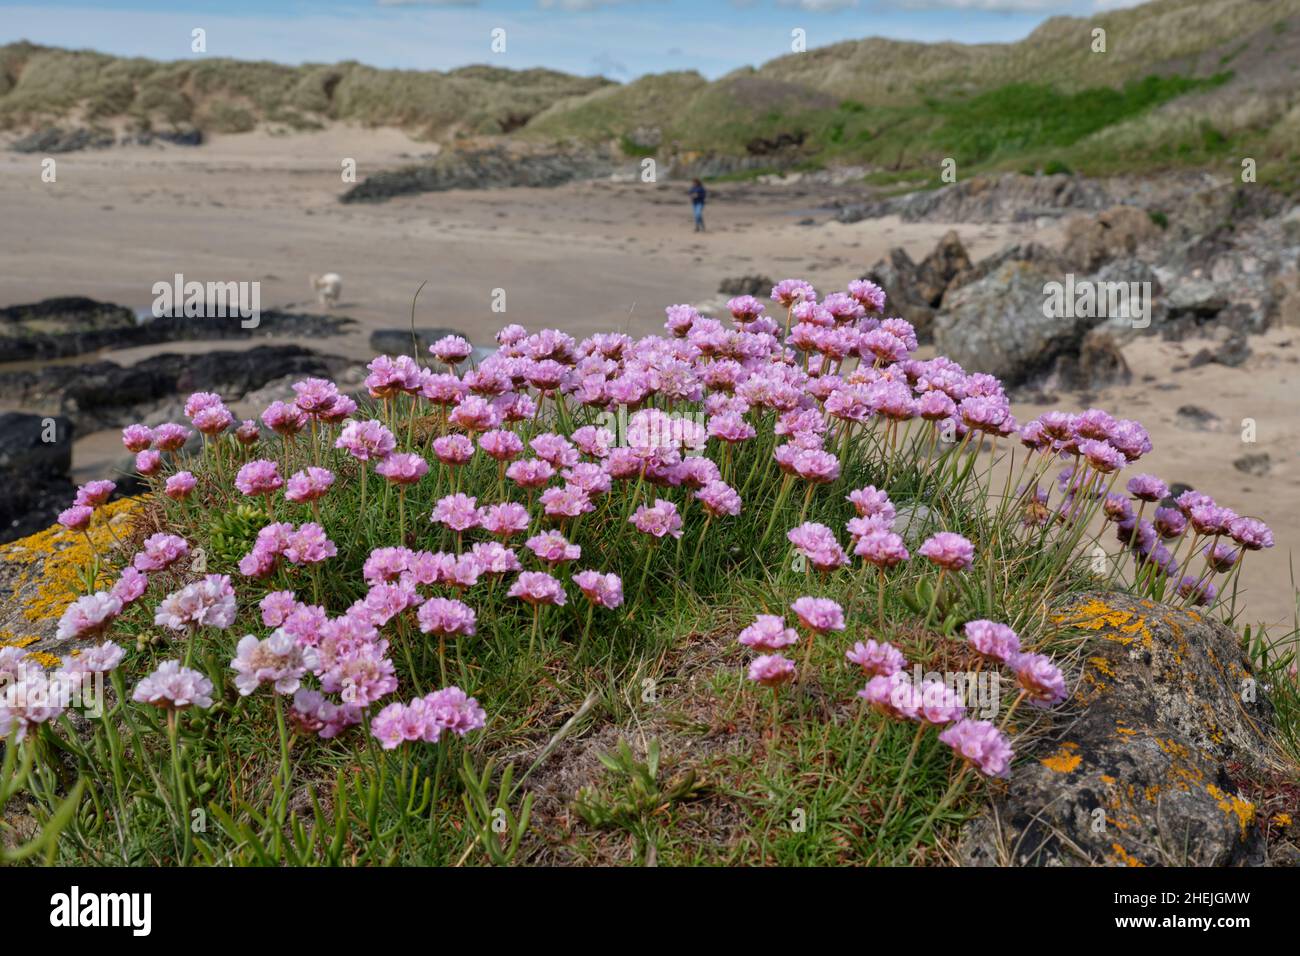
[2,281,1294,865]
[3,0,1297,188]
[0,41,610,137]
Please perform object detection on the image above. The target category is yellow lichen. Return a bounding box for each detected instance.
[0,498,140,626]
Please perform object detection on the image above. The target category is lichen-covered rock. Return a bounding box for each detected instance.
[0,498,140,667]
[960,591,1277,867]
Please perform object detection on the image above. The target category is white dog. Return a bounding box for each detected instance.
[309,273,342,308]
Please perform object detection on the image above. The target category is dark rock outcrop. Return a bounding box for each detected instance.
[0,345,352,432]
[838,173,1115,225]
[0,412,75,543]
[341,146,615,203]
[0,297,355,362]
[10,126,115,153]
[961,592,1277,867]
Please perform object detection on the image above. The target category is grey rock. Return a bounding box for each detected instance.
[960,591,1275,867]
[1051,329,1131,392]
[891,502,934,551]
[1060,205,1162,272]
[863,247,935,342]
[717,275,774,297]
[1174,405,1222,432]
[913,230,972,307]
[1233,453,1271,477]
[933,260,1091,385]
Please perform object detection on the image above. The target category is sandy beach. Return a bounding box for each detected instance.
[2,126,1296,634]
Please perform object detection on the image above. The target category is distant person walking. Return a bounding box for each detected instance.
[688,178,707,232]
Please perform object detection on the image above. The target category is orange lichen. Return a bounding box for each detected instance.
[1054,598,1153,648]
[1041,742,1082,773]
[1109,842,1145,867]
[1206,785,1255,839]
[24,650,61,668]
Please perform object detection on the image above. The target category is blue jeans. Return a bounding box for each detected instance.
[692,201,705,230]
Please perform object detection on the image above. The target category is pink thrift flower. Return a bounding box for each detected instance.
[165,471,197,500]
[790,596,844,633]
[133,533,190,572]
[284,523,337,565]
[540,485,593,519]
[417,598,477,637]
[154,574,237,632]
[748,654,796,687]
[110,567,148,605]
[858,672,921,720]
[58,505,93,532]
[431,334,474,364]
[918,532,975,571]
[260,590,301,627]
[915,679,966,725]
[508,571,567,606]
[470,541,522,576]
[235,459,284,497]
[55,592,122,642]
[1010,652,1068,707]
[60,640,125,677]
[74,480,116,508]
[478,429,523,462]
[506,458,555,489]
[938,719,1014,778]
[151,424,190,452]
[738,614,799,652]
[122,424,154,452]
[845,639,905,677]
[135,450,162,476]
[431,493,481,532]
[335,419,396,461]
[433,434,476,466]
[231,630,316,696]
[132,661,214,710]
[573,570,624,609]
[480,502,531,538]
[630,499,683,539]
[526,530,580,565]
[964,620,1020,663]
[375,452,428,485]
[285,467,335,504]
[262,400,308,436]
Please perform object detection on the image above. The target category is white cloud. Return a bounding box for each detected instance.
[776,0,860,11]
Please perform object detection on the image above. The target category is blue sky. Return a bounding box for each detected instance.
[0,0,1143,79]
